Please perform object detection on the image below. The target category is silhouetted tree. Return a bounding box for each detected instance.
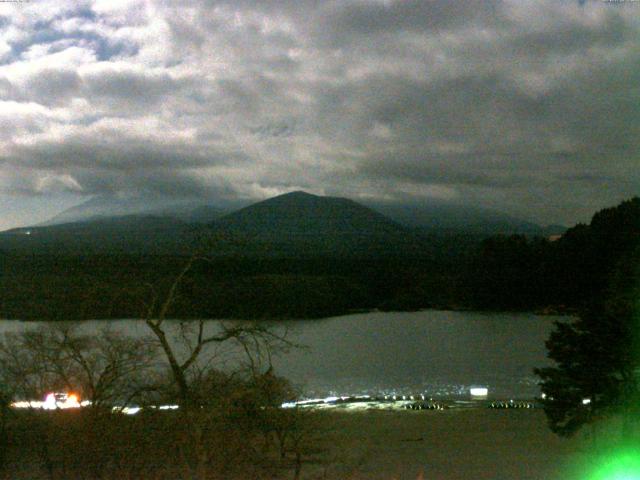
[0,379,9,471]
[0,323,157,408]
[535,244,640,438]
[548,197,640,309]
[140,256,309,478]
[142,257,292,408]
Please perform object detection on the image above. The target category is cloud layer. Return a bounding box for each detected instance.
[0,0,638,227]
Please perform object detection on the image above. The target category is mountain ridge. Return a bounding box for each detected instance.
[41,193,233,226]
[0,191,427,257]
[35,190,559,237]
[213,190,408,236]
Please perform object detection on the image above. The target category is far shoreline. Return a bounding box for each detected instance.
[0,304,578,323]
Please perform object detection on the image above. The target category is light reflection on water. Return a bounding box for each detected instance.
[0,310,564,400]
[272,310,561,399]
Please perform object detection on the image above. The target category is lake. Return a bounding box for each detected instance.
[0,310,562,400]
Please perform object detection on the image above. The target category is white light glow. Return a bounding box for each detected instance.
[43,393,57,410]
[116,406,141,415]
[470,387,488,397]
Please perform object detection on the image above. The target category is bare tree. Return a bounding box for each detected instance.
[142,256,292,408]
[0,254,319,479]
[0,368,11,472]
[138,256,314,479]
[0,323,157,408]
[0,324,158,479]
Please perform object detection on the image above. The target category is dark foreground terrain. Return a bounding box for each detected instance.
[1,408,608,480]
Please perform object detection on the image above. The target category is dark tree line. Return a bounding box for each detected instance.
[0,253,460,320]
[535,198,640,439]
[465,197,640,312]
[0,198,638,320]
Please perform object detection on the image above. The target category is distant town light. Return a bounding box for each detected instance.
[470,387,488,398]
[42,392,82,410]
[117,406,141,415]
[582,398,591,405]
[43,393,57,410]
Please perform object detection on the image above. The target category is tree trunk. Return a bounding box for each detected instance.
[0,404,7,472]
[293,451,302,480]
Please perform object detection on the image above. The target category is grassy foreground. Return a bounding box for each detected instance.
[308,409,588,480]
[2,408,597,479]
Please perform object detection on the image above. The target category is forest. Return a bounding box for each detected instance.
[0,197,638,321]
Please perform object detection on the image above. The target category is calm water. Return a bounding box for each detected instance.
[0,310,562,400]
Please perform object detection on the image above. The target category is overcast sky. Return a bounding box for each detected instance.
[0,0,638,230]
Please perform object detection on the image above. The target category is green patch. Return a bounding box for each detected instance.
[587,449,640,480]
[566,447,640,480]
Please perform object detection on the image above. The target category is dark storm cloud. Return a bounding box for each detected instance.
[0,0,638,228]
[83,68,190,108]
[10,141,229,171]
[4,134,250,198]
[16,68,81,105]
[324,0,500,38]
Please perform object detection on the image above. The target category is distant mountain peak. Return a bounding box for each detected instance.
[41,194,231,226]
[36,189,553,238]
[214,190,404,236]
[261,190,330,204]
[281,190,317,198]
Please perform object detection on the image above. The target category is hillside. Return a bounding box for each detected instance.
[0,192,430,257]
[0,196,636,320]
[42,194,231,226]
[365,201,549,236]
[212,191,425,257]
[38,191,554,236]
[215,191,405,234]
[0,190,556,260]
[0,215,204,255]
[463,197,640,311]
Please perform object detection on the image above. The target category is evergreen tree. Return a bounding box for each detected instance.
[535,245,640,437]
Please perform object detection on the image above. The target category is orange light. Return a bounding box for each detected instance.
[67,393,79,404]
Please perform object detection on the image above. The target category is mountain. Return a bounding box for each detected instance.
[42,194,231,226]
[215,191,404,235]
[212,191,425,257]
[0,192,419,257]
[362,200,555,236]
[0,215,205,255]
[40,191,560,237]
[2,190,563,257]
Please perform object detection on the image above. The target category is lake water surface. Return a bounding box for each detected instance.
[0,310,563,400]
